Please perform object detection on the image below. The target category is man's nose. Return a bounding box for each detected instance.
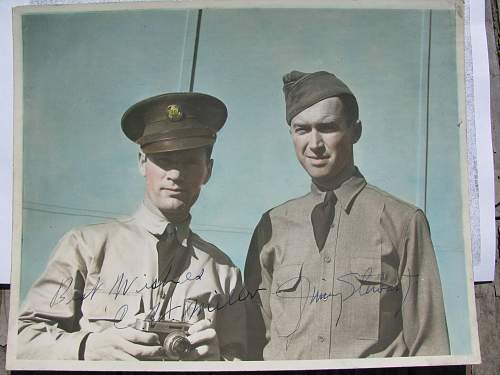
[309,129,324,151]
[165,167,181,181]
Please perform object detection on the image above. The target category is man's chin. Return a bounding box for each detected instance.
[156,200,189,217]
[305,167,334,180]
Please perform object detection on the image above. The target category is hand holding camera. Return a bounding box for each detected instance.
[185,313,221,361]
[134,309,220,361]
[83,309,221,361]
[83,326,164,361]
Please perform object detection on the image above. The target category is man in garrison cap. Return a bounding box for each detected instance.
[17,93,246,361]
[245,71,450,359]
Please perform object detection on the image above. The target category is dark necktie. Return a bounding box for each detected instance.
[311,191,337,252]
[150,224,181,321]
[157,223,178,279]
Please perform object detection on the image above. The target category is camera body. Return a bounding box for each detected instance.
[135,318,192,360]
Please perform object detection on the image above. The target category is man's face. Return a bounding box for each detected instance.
[139,148,212,221]
[290,97,361,186]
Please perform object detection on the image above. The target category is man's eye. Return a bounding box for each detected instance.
[179,159,201,167]
[319,124,339,132]
[151,157,167,164]
[294,127,308,134]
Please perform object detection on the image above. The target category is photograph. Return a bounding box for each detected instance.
[7,0,480,371]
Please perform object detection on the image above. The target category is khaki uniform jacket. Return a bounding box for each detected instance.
[18,204,247,360]
[245,169,450,359]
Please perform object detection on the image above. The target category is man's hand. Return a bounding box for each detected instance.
[84,327,163,361]
[185,317,220,360]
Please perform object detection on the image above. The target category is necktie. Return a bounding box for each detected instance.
[311,191,337,252]
[157,223,177,280]
[151,224,183,321]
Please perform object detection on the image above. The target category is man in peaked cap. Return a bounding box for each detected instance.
[245,71,450,359]
[17,92,247,361]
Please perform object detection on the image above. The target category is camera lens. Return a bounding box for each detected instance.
[163,332,192,360]
[171,336,191,353]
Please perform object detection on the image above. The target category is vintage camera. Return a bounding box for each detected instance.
[135,318,192,360]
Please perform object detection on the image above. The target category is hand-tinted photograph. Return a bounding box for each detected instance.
[7,0,480,371]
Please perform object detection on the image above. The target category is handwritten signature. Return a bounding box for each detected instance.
[48,268,264,329]
[273,267,418,339]
[49,267,204,308]
[112,286,264,329]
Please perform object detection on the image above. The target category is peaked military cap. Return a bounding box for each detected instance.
[282,70,357,125]
[121,92,227,153]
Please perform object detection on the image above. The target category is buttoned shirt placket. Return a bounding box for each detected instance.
[311,192,340,359]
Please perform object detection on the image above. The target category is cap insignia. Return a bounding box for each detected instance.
[166,104,183,122]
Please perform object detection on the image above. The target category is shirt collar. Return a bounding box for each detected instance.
[133,203,191,247]
[311,166,367,212]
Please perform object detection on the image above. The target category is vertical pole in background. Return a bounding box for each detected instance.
[178,9,202,92]
[189,9,203,92]
[423,10,433,213]
[416,10,432,213]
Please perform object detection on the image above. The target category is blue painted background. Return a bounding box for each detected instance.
[20,8,470,355]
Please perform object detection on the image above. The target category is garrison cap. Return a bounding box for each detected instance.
[282,70,357,125]
[121,92,227,154]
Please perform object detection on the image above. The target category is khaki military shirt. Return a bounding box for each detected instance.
[18,204,247,360]
[245,168,450,359]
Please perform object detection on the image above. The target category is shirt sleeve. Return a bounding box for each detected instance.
[244,213,273,360]
[17,230,91,360]
[399,210,450,356]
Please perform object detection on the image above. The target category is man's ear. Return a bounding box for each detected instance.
[204,159,214,185]
[352,120,362,144]
[138,151,147,177]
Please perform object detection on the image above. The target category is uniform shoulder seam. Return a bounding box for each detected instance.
[364,184,420,212]
[74,215,134,231]
[190,232,237,268]
[267,191,311,213]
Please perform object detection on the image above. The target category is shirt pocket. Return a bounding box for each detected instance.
[346,256,399,341]
[269,263,309,337]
